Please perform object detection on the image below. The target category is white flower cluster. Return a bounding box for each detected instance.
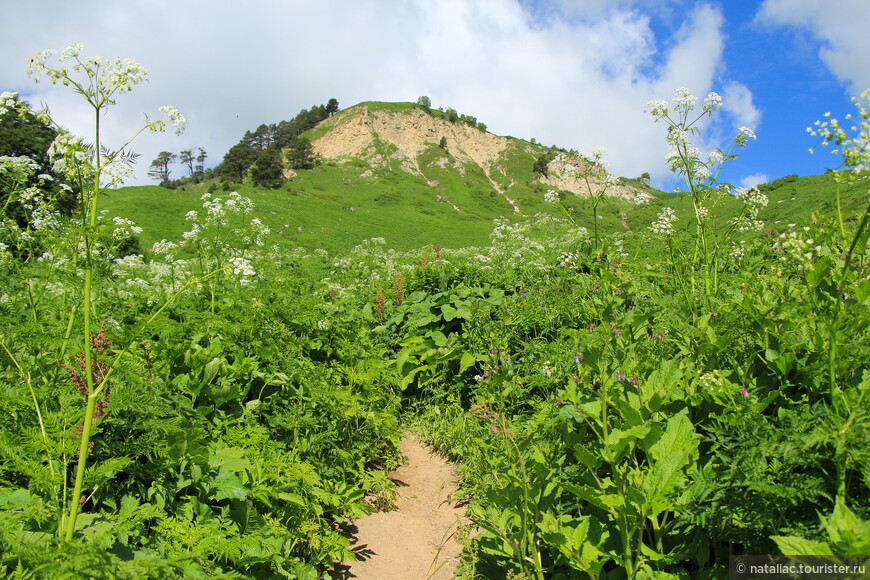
[0,91,30,118]
[650,207,677,236]
[558,251,578,268]
[729,241,746,260]
[731,186,768,231]
[674,87,698,111]
[247,217,271,247]
[47,132,90,179]
[647,88,740,188]
[28,43,149,97]
[542,360,553,378]
[110,216,143,239]
[807,89,870,173]
[101,158,137,187]
[0,155,39,181]
[633,190,653,204]
[645,99,669,119]
[773,226,821,268]
[152,239,178,258]
[544,189,558,204]
[229,256,256,287]
[704,92,723,112]
[612,237,629,258]
[158,105,186,135]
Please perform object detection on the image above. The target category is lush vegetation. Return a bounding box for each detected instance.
[2,45,870,579]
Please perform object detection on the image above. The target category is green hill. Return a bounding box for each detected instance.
[102,102,867,254]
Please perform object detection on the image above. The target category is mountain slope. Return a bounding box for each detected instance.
[305,102,644,215]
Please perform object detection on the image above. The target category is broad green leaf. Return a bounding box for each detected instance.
[0,487,34,508]
[606,423,652,459]
[204,357,224,383]
[278,492,306,506]
[400,365,428,390]
[441,304,458,321]
[771,535,833,555]
[429,330,448,347]
[459,351,479,374]
[395,343,421,374]
[805,256,832,287]
[647,410,697,464]
[644,359,681,402]
[209,446,250,472]
[213,468,248,501]
[822,497,870,554]
[853,279,870,303]
[573,444,601,470]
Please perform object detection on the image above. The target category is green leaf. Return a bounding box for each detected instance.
[573,444,602,470]
[822,497,870,554]
[441,304,458,321]
[644,359,682,402]
[204,357,224,383]
[0,487,35,508]
[771,535,833,555]
[400,365,428,390]
[606,423,651,460]
[805,256,831,287]
[459,351,479,374]
[209,447,250,472]
[853,279,870,303]
[201,379,240,407]
[429,330,448,347]
[278,492,306,506]
[212,468,248,501]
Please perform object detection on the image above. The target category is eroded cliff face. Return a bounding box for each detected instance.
[310,103,642,203]
[312,105,512,168]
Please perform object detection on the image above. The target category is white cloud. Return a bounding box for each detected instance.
[722,81,761,130]
[740,173,769,188]
[0,0,733,188]
[757,0,870,95]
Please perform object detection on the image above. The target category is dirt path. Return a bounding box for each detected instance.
[335,432,467,579]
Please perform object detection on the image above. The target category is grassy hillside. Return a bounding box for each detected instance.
[105,169,867,256]
[104,96,867,256]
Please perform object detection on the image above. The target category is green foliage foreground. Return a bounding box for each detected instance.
[2,46,870,579]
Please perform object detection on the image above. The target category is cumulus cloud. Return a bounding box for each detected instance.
[740,173,769,188]
[0,0,735,187]
[757,0,870,95]
[722,81,761,130]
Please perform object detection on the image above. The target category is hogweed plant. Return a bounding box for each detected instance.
[808,89,870,237]
[646,87,764,297]
[26,43,187,540]
[805,90,870,508]
[544,147,619,252]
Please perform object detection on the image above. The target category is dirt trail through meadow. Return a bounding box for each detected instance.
[335,432,467,580]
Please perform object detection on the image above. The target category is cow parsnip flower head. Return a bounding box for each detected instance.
[650,206,677,236]
[28,43,149,105]
[808,88,870,174]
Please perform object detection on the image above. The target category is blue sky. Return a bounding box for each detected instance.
[1,0,868,191]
